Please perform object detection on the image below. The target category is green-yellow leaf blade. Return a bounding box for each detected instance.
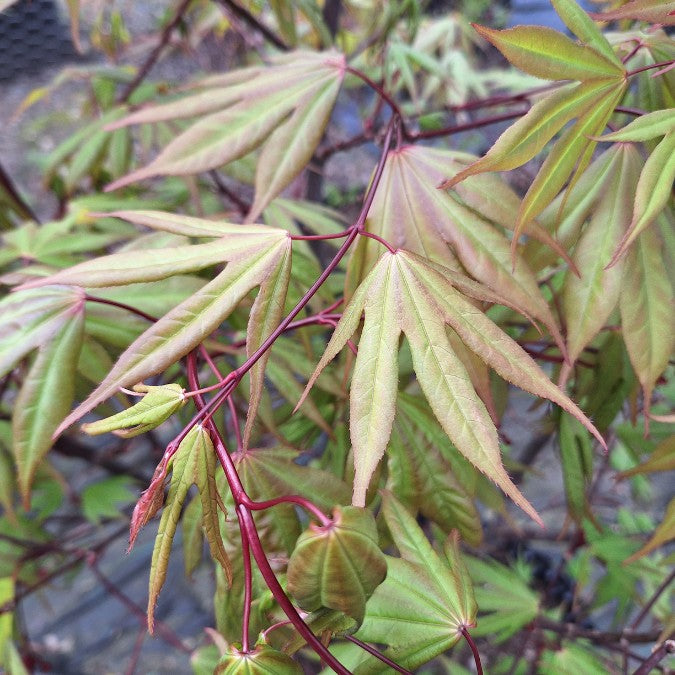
[13,309,84,502]
[473,24,622,81]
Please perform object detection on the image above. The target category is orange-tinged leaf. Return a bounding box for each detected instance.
[129,460,168,551]
[590,0,675,25]
[473,24,622,81]
[563,145,642,366]
[55,233,290,435]
[619,227,674,414]
[13,309,84,503]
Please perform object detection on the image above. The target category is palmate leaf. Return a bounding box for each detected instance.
[349,145,566,353]
[562,145,642,370]
[29,214,292,435]
[106,51,345,219]
[148,425,231,632]
[441,1,626,240]
[348,493,475,673]
[302,251,604,522]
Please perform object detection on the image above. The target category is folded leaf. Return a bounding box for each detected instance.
[81,383,186,438]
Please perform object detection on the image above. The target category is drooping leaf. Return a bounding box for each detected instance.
[148,424,230,631]
[619,227,674,417]
[106,51,345,217]
[243,240,292,449]
[610,131,675,264]
[562,144,642,369]
[12,308,84,502]
[81,383,186,438]
[559,413,593,523]
[54,231,290,435]
[287,506,386,624]
[305,250,604,521]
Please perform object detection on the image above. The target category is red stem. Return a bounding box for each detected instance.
[626,59,674,77]
[291,228,353,241]
[237,505,351,674]
[344,636,412,674]
[236,507,253,653]
[461,627,484,675]
[85,294,157,323]
[243,494,332,527]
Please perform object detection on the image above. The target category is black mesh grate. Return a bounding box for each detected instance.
[0,0,79,81]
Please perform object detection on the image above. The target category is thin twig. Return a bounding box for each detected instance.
[213,0,289,51]
[631,640,675,675]
[118,0,194,103]
[344,635,412,674]
[630,569,675,631]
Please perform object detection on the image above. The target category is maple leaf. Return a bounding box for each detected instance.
[301,250,605,522]
[105,51,346,221]
[439,0,626,246]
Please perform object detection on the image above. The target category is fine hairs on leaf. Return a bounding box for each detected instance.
[0,2,673,674]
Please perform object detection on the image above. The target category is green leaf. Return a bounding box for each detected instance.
[473,24,622,81]
[243,240,292,449]
[307,251,603,522]
[562,145,642,368]
[55,231,290,435]
[12,309,84,502]
[81,383,186,437]
[594,108,675,142]
[287,506,386,623]
[551,0,623,66]
[215,644,303,674]
[619,434,675,478]
[81,476,137,524]
[620,227,674,415]
[625,497,675,563]
[182,493,203,577]
[559,413,593,522]
[148,425,228,631]
[0,286,85,379]
[107,51,345,213]
[388,409,482,546]
[468,556,538,641]
[610,131,675,264]
[350,493,476,673]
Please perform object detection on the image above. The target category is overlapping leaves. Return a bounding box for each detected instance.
[348,492,476,673]
[107,51,346,221]
[303,249,604,521]
[0,286,85,500]
[440,0,626,243]
[20,210,292,437]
